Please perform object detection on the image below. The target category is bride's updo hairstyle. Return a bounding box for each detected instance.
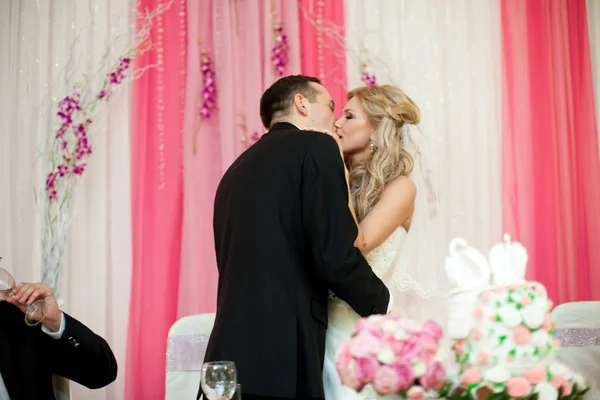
[346,85,420,222]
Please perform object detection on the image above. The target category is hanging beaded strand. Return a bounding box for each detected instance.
[179,0,186,167]
[156,9,166,190]
[316,0,325,82]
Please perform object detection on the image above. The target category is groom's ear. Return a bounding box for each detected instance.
[294,93,309,117]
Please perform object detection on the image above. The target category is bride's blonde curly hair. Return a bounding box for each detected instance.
[347,85,420,222]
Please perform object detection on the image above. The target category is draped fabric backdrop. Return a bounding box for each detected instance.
[0,1,133,399]
[298,0,347,113]
[502,0,600,303]
[588,0,600,145]
[126,0,186,399]
[178,0,302,318]
[344,0,503,252]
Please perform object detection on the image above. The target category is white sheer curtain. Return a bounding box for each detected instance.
[588,0,600,147]
[0,1,133,399]
[345,0,503,251]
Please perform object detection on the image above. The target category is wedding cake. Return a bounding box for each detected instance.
[444,235,588,399]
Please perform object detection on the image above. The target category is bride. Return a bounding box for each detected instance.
[321,85,448,399]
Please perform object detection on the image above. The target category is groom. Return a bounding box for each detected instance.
[199,75,391,400]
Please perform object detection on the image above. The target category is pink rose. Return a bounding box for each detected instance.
[394,361,415,391]
[355,357,380,383]
[350,331,381,358]
[542,315,553,332]
[561,381,573,396]
[507,377,532,398]
[420,360,446,391]
[453,339,466,354]
[519,294,532,306]
[398,337,423,359]
[422,320,444,341]
[336,340,352,367]
[407,386,425,399]
[472,328,482,340]
[525,368,546,385]
[373,366,402,394]
[479,291,493,302]
[337,360,362,390]
[473,307,484,320]
[460,368,481,386]
[478,352,489,364]
[420,333,439,353]
[551,376,566,389]
[513,325,531,344]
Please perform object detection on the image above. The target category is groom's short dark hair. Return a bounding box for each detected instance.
[260,75,321,129]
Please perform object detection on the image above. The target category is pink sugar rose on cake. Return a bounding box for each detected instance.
[519,293,532,306]
[478,351,489,364]
[525,368,547,385]
[507,377,532,398]
[479,291,493,302]
[460,368,482,386]
[542,314,553,332]
[513,325,531,344]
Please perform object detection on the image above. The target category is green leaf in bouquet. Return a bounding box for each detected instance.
[488,388,508,400]
[498,335,508,344]
[516,303,523,310]
[528,392,539,400]
[508,348,517,357]
[438,381,453,397]
[495,315,503,322]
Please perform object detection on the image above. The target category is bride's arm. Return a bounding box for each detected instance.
[355,176,416,255]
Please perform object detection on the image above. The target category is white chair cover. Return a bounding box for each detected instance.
[552,302,600,399]
[165,313,216,400]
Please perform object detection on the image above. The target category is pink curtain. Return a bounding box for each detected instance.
[177,0,302,316]
[177,0,220,317]
[502,0,600,303]
[126,0,187,398]
[298,0,347,113]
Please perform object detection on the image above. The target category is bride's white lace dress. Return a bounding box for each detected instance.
[322,227,407,400]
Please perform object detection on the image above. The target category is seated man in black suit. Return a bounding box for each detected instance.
[0,281,117,399]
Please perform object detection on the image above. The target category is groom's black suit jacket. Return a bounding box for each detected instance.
[201,122,390,399]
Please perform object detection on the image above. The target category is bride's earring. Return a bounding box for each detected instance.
[369,139,375,154]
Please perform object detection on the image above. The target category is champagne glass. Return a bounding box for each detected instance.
[201,361,237,400]
[0,258,47,326]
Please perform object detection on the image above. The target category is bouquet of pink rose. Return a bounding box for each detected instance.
[336,314,450,399]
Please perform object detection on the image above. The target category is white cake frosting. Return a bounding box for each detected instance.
[444,235,588,399]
